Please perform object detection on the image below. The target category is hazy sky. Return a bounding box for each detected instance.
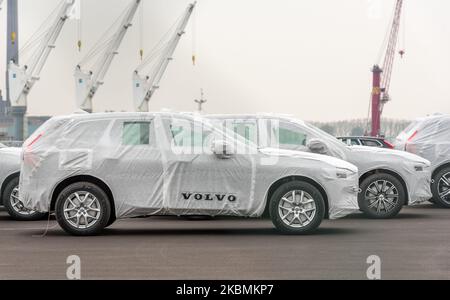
[0,0,449,121]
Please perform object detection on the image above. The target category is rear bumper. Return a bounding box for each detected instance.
[20,171,53,213]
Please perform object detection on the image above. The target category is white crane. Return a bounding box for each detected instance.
[7,0,76,108]
[75,0,141,113]
[133,2,196,112]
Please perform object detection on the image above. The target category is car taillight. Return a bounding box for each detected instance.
[407,130,418,142]
[23,133,43,167]
[27,133,43,148]
[405,130,418,151]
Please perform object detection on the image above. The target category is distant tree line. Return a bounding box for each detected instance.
[311,118,412,140]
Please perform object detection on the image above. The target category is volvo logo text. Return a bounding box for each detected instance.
[182,192,237,202]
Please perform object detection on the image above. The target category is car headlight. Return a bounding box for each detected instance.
[414,165,424,172]
[409,161,429,172]
[336,167,356,179]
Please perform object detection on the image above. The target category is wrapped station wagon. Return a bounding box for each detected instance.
[395,114,450,207]
[208,114,433,219]
[20,112,359,236]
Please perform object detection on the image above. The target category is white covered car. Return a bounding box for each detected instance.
[395,114,450,207]
[20,113,360,236]
[208,114,432,219]
[0,144,46,221]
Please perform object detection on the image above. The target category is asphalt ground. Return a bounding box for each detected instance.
[0,203,448,280]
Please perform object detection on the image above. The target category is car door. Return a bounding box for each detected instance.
[157,116,257,216]
[101,117,165,216]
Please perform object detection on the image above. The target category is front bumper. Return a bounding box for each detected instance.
[407,167,432,206]
[327,173,360,219]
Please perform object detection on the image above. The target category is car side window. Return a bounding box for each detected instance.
[60,120,111,149]
[351,139,360,146]
[361,139,382,147]
[271,122,308,148]
[225,120,258,145]
[123,122,152,146]
[168,118,214,149]
[340,138,351,146]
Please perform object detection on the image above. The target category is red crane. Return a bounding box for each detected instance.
[370,0,404,137]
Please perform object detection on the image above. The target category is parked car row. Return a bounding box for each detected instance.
[18,112,362,235]
[0,112,447,236]
[208,114,433,219]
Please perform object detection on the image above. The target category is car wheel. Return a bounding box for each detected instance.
[431,167,450,208]
[3,177,47,221]
[269,181,325,235]
[55,182,111,236]
[359,173,405,219]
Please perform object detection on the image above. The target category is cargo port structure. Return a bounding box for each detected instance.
[3,0,75,141]
[370,0,404,137]
[133,2,196,112]
[74,0,141,113]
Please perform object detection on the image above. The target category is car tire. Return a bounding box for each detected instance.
[359,173,405,219]
[431,167,450,208]
[105,215,116,228]
[269,181,325,235]
[55,182,111,236]
[3,177,47,221]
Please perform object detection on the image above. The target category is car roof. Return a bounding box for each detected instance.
[53,111,203,123]
[420,114,450,125]
[207,113,307,125]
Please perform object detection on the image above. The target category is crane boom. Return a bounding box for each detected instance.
[7,0,76,108]
[75,0,141,113]
[133,2,196,112]
[380,0,403,101]
[371,0,403,137]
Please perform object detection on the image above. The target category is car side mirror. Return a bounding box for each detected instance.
[212,140,235,159]
[307,138,329,155]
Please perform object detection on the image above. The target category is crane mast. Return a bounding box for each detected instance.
[7,0,76,109]
[75,0,141,113]
[133,2,196,112]
[371,0,403,137]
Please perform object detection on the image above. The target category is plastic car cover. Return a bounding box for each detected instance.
[207,114,433,205]
[19,113,360,220]
[292,120,433,205]
[395,114,450,171]
[0,147,21,204]
[345,146,432,204]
